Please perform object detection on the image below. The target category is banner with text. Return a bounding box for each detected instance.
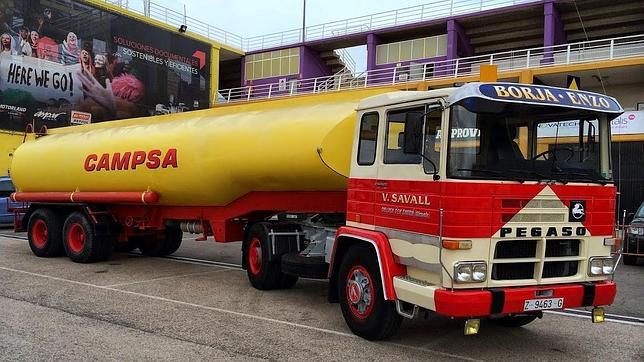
[0,0,211,131]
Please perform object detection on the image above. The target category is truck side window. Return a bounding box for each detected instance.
[423,109,442,174]
[384,107,424,164]
[357,112,379,166]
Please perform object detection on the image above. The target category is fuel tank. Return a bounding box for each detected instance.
[10,89,389,206]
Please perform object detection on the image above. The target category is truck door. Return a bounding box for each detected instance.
[375,103,443,236]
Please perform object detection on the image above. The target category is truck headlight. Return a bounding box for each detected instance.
[454,261,487,283]
[629,226,644,235]
[588,257,614,276]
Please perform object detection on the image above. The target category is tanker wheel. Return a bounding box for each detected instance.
[338,244,402,340]
[62,212,113,263]
[489,315,538,327]
[27,209,64,257]
[243,223,297,290]
[138,226,183,257]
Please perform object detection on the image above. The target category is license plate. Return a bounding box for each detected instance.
[523,298,564,311]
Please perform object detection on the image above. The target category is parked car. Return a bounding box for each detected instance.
[0,176,23,227]
[623,201,644,265]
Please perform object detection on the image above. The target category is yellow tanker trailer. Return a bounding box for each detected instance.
[11,89,389,255]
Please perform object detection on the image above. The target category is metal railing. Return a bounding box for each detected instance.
[335,48,357,74]
[242,0,539,51]
[100,0,539,53]
[218,34,644,104]
[101,0,244,49]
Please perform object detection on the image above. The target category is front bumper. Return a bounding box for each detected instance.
[433,281,616,317]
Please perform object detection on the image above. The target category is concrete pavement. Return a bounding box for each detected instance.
[0,234,642,361]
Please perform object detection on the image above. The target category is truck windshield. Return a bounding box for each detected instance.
[446,105,612,183]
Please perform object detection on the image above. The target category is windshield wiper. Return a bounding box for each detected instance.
[457,168,525,183]
[551,170,609,185]
[508,169,552,183]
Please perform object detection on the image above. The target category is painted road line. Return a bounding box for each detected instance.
[544,310,643,326]
[559,308,644,324]
[0,265,481,362]
[0,233,27,240]
[103,269,234,288]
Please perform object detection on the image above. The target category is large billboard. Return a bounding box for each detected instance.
[0,0,211,131]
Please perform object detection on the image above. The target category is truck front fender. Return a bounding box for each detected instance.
[328,226,406,301]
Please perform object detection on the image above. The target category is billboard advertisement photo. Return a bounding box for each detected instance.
[0,0,211,131]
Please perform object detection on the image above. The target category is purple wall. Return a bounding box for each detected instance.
[300,46,332,78]
[543,0,566,64]
[447,19,473,59]
[367,33,381,71]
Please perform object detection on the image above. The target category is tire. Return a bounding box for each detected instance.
[138,226,183,257]
[338,244,402,340]
[27,208,64,257]
[622,254,637,265]
[622,242,638,265]
[62,212,113,263]
[243,222,290,290]
[490,315,538,327]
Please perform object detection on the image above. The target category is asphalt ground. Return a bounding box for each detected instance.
[0,232,642,361]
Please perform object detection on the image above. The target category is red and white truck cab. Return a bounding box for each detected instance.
[325,82,620,339]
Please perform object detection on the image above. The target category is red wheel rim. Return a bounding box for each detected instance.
[248,237,262,276]
[67,223,86,254]
[31,219,48,249]
[346,265,375,319]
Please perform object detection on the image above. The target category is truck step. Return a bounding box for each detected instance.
[281,252,328,279]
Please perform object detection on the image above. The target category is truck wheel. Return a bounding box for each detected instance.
[27,209,64,257]
[490,315,538,327]
[338,244,402,340]
[622,254,637,265]
[62,212,113,263]
[138,226,183,257]
[243,223,285,290]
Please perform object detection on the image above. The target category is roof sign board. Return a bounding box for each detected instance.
[449,82,623,115]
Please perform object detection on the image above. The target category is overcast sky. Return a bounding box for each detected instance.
[156,0,427,70]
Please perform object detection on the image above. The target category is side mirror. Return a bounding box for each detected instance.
[403,111,424,154]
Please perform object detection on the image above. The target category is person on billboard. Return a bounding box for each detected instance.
[37,36,60,62]
[35,9,59,40]
[18,26,32,56]
[0,8,18,38]
[29,30,40,57]
[1,33,15,55]
[94,54,113,87]
[79,45,95,75]
[60,31,80,65]
[77,67,146,121]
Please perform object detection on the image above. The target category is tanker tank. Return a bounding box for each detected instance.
[10,89,390,206]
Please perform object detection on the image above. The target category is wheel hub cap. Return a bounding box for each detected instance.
[248,238,262,276]
[346,267,373,318]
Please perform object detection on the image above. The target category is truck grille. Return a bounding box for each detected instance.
[492,239,582,281]
[492,262,534,280]
[545,239,580,257]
